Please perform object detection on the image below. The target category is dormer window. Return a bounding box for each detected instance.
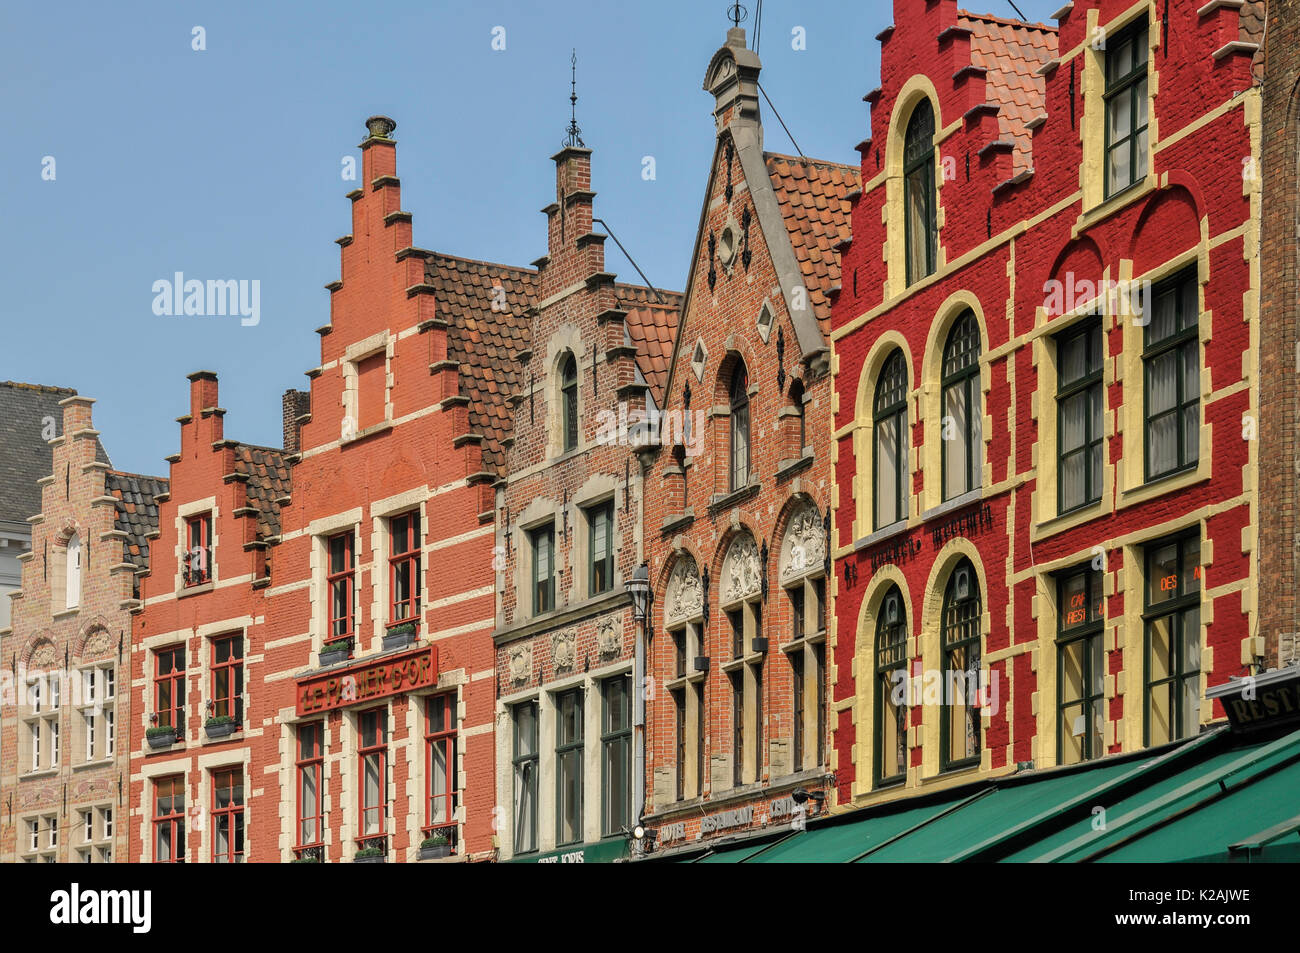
[903,99,937,286]
[560,352,578,453]
[184,514,212,587]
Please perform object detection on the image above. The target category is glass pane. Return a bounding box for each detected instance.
[1089,635,1105,696]
[363,755,381,835]
[1060,452,1085,512]
[1181,672,1201,739]
[1181,607,1202,673]
[1088,696,1105,758]
[1060,640,1085,705]
[1060,391,1087,453]
[1182,538,1202,593]
[1109,144,1131,191]
[1148,616,1173,682]
[944,383,969,499]
[1148,413,1177,476]
[1060,701,1084,765]
[1148,543,1179,605]
[1149,286,1177,343]
[1135,79,1149,126]
[1108,92,1132,144]
[1149,681,1174,746]
[906,168,930,280]
[875,417,899,525]
[1059,332,1086,385]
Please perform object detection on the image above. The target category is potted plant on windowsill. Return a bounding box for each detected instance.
[146,715,177,749]
[319,637,352,667]
[204,714,238,739]
[382,621,417,651]
[418,833,452,860]
[354,846,386,863]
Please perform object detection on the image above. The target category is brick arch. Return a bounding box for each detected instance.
[772,493,826,585]
[1127,184,1202,275]
[20,631,58,669]
[73,618,115,661]
[712,340,758,406]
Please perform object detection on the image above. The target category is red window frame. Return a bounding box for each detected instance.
[424,694,458,842]
[388,512,421,626]
[327,532,355,644]
[358,708,388,842]
[211,767,244,863]
[154,645,186,732]
[184,514,212,587]
[152,775,186,863]
[295,723,324,851]
[210,635,243,726]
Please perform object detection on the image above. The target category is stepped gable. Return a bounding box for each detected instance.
[105,471,168,570]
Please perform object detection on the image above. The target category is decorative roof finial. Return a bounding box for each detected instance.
[564,49,585,149]
[727,1,748,27]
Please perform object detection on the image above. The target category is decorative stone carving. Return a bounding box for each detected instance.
[81,627,113,659]
[722,534,760,604]
[29,640,57,668]
[780,505,826,581]
[664,557,702,624]
[552,630,576,674]
[508,643,533,685]
[596,617,620,658]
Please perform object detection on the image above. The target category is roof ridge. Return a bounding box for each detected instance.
[958,9,1057,32]
[107,469,169,483]
[0,380,78,394]
[234,442,288,457]
[763,151,859,171]
[428,250,538,276]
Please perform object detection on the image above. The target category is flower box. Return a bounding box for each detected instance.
[319,640,352,666]
[382,622,418,652]
[146,726,177,749]
[204,715,238,740]
[418,835,452,860]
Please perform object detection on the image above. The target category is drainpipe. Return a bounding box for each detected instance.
[628,564,651,844]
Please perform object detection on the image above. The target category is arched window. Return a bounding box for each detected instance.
[789,380,806,455]
[874,586,907,786]
[729,362,750,492]
[65,534,81,610]
[560,353,578,453]
[940,558,982,770]
[904,99,937,285]
[941,311,982,500]
[873,351,909,530]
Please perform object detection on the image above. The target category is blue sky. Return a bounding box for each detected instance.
[0,0,1060,475]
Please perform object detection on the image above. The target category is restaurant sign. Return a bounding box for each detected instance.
[1206,665,1300,732]
[296,645,438,716]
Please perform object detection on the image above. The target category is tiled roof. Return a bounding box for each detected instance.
[425,253,538,476]
[233,444,291,539]
[618,283,682,406]
[0,382,110,526]
[764,154,861,336]
[1239,0,1265,81]
[105,471,168,571]
[959,10,1058,176]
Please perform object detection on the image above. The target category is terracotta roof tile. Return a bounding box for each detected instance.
[619,284,683,406]
[764,153,861,336]
[959,10,1058,176]
[233,444,290,539]
[105,471,168,571]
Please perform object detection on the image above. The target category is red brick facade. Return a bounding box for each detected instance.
[829,0,1262,810]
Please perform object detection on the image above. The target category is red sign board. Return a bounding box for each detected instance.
[296,645,438,716]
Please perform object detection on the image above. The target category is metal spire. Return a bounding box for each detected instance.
[727,2,748,27]
[564,49,585,148]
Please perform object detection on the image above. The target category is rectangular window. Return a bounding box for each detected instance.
[184,514,212,586]
[49,816,58,849]
[101,807,113,840]
[1144,271,1199,481]
[587,501,615,597]
[210,635,244,726]
[85,711,96,761]
[211,767,245,863]
[106,709,114,756]
[731,671,744,787]
[695,683,706,796]
[389,512,421,626]
[28,819,39,853]
[327,532,355,643]
[671,627,686,679]
[296,723,323,849]
[790,586,805,640]
[154,645,186,732]
[29,721,40,773]
[153,776,186,863]
[1056,318,1104,513]
[601,675,632,837]
[814,642,826,766]
[673,689,686,801]
[358,709,388,841]
[82,810,93,844]
[1057,565,1105,765]
[754,661,763,778]
[1145,533,1202,746]
[512,701,539,854]
[530,525,555,615]
[556,689,584,846]
[728,607,744,659]
[791,652,805,773]
[813,578,826,634]
[425,694,458,840]
[1104,21,1150,198]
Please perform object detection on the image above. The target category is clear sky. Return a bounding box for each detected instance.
[0,0,1061,476]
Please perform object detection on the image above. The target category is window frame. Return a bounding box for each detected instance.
[152,775,186,864]
[874,586,909,787]
[903,98,938,286]
[1055,317,1105,515]
[587,500,615,598]
[1055,565,1106,765]
[529,524,556,616]
[154,645,186,733]
[1142,270,1200,482]
[210,634,244,727]
[512,700,540,854]
[555,688,584,847]
[1143,532,1202,747]
[939,560,982,772]
[295,722,324,852]
[211,766,245,864]
[326,531,355,645]
[1103,19,1150,200]
[940,311,982,501]
[424,693,458,842]
[600,674,633,837]
[729,363,751,492]
[873,350,910,530]
[184,514,212,587]
[357,708,388,844]
[388,511,421,627]
[561,352,579,453]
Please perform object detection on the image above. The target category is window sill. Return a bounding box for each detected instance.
[853,519,910,553]
[774,454,814,484]
[920,488,984,524]
[73,758,116,772]
[708,482,761,515]
[1076,174,1156,235]
[177,582,214,599]
[1119,464,1208,510]
[52,607,80,620]
[342,420,394,445]
[492,586,631,645]
[661,510,695,535]
[21,768,59,780]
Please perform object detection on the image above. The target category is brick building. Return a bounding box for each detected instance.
[1,395,164,862]
[638,26,858,855]
[492,138,681,863]
[829,0,1262,812]
[1259,0,1300,670]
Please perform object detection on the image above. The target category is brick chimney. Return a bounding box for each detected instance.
[539,147,606,299]
[281,389,310,453]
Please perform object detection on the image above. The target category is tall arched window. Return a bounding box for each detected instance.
[874,586,907,787]
[729,362,750,491]
[789,380,806,455]
[873,351,909,530]
[940,558,982,770]
[560,353,578,453]
[65,533,81,610]
[941,311,982,500]
[904,99,937,285]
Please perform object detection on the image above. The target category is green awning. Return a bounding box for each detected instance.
[507,837,630,863]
